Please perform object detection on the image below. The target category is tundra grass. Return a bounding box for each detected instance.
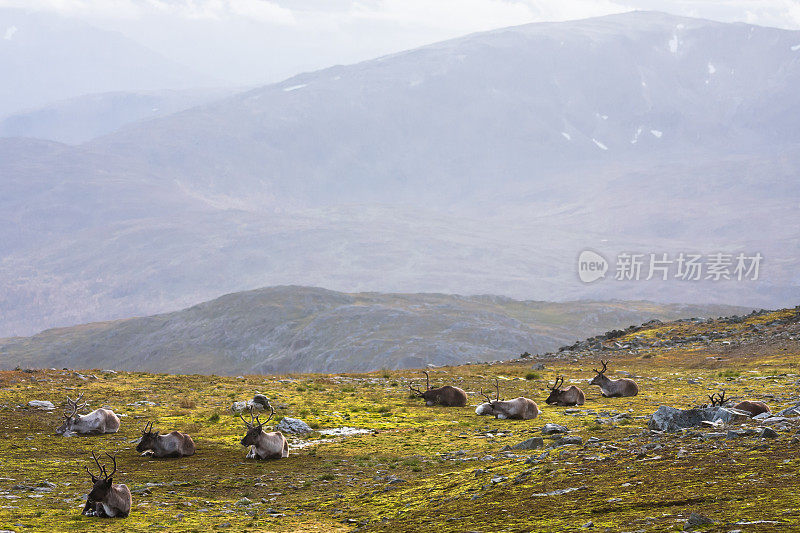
[1,314,799,532]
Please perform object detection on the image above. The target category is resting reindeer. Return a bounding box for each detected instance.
[136,422,196,458]
[475,379,539,420]
[545,376,585,406]
[409,370,468,407]
[82,452,132,518]
[708,391,770,416]
[240,405,288,460]
[589,360,638,397]
[56,394,120,437]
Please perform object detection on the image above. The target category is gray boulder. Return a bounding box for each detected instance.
[276,417,312,434]
[27,400,55,410]
[510,437,544,450]
[542,423,569,435]
[648,406,752,432]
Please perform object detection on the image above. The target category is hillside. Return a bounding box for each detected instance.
[0,88,238,144]
[0,286,749,374]
[0,307,798,531]
[1,11,798,336]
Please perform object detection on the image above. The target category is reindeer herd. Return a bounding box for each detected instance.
[46,359,768,520]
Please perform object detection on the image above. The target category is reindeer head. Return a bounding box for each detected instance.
[240,405,274,446]
[136,421,158,453]
[409,371,438,405]
[56,394,87,435]
[708,390,728,407]
[85,451,117,501]
[475,379,502,416]
[589,360,610,386]
[545,376,566,405]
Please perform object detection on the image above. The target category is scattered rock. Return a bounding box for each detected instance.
[684,512,714,531]
[510,437,544,450]
[27,400,54,410]
[251,394,271,408]
[556,435,582,446]
[648,406,751,432]
[542,423,569,435]
[277,417,313,434]
[760,427,778,439]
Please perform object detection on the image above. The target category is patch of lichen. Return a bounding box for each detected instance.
[1,310,800,532]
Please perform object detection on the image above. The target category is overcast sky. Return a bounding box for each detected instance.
[2,0,800,86]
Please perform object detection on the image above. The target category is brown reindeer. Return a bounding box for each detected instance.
[240,406,289,460]
[56,394,120,437]
[545,376,585,406]
[136,422,196,458]
[589,360,638,397]
[475,379,539,420]
[409,370,468,407]
[708,390,770,416]
[82,452,132,518]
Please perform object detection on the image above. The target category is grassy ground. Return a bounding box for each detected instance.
[1,309,798,532]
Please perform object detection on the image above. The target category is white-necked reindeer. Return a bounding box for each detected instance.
[136,422,196,458]
[545,376,586,406]
[475,379,539,420]
[55,394,120,437]
[240,406,289,460]
[589,360,639,397]
[82,452,132,518]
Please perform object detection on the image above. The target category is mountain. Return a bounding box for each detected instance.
[1,11,798,336]
[0,88,238,144]
[0,285,750,374]
[0,8,216,117]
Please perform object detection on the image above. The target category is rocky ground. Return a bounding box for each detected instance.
[0,307,798,532]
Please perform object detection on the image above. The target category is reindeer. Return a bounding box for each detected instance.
[545,376,585,406]
[55,394,120,436]
[240,406,288,460]
[589,360,638,397]
[136,422,196,458]
[409,370,468,407]
[707,390,770,416]
[82,452,132,518]
[475,379,539,420]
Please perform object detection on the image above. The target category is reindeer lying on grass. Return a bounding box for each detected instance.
[475,379,539,420]
[136,422,196,458]
[409,370,468,407]
[55,394,120,436]
[708,390,770,416]
[589,360,639,397]
[545,376,585,406]
[82,452,131,518]
[240,406,289,460]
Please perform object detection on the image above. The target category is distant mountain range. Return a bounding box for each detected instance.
[0,11,798,337]
[0,8,217,117]
[0,286,750,374]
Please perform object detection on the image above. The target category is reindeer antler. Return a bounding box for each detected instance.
[65,393,86,418]
[239,406,257,428]
[594,360,609,375]
[549,376,564,391]
[104,453,117,479]
[262,405,275,425]
[422,370,430,391]
[409,381,424,397]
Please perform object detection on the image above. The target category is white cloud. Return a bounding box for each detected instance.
[3,24,17,39]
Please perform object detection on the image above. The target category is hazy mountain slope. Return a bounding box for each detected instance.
[0,11,798,337]
[0,286,749,374]
[0,9,215,117]
[0,88,238,144]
